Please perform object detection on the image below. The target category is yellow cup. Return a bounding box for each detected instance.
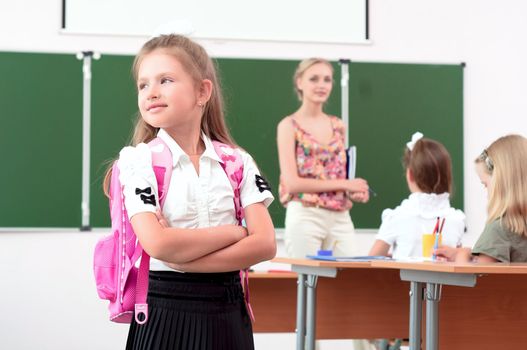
[422,233,442,258]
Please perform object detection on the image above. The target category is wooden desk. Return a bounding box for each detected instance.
[253,258,410,350]
[372,260,527,350]
[260,258,527,350]
[250,268,409,337]
[249,271,298,333]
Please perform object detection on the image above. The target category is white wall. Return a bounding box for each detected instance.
[0,232,129,350]
[1,0,527,349]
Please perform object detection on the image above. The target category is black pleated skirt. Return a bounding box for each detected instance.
[126,270,254,350]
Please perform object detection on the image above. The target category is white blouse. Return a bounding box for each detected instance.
[122,129,274,271]
[375,192,465,260]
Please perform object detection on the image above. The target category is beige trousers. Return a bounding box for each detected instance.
[285,202,374,350]
[284,201,360,258]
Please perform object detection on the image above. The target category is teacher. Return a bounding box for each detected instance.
[277,58,370,258]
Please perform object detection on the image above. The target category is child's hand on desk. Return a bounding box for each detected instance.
[434,245,457,261]
[434,245,472,262]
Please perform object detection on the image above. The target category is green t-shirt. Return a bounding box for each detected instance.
[472,220,527,262]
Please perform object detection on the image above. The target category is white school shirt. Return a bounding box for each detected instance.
[128,129,274,271]
[375,192,465,260]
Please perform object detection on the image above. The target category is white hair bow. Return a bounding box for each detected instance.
[406,132,424,151]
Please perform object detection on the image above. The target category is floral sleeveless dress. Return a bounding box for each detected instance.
[279,116,352,211]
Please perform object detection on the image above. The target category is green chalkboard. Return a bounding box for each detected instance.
[221,60,464,228]
[0,52,83,227]
[347,63,464,227]
[0,52,463,229]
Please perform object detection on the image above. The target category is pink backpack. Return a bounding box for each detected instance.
[93,137,249,324]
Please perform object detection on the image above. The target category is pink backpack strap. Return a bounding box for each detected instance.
[212,141,254,321]
[212,141,244,222]
[149,137,174,207]
[134,137,173,324]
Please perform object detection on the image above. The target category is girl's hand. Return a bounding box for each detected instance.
[163,225,247,271]
[435,246,473,262]
[155,209,169,228]
[234,225,249,239]
[345,178,369,193]
[434,245,458,261]
[434,245,474,262]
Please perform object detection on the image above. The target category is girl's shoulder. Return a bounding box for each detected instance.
[381,201,413,223]
[380,195,415,222]
[231,147,262,174]
[380,208,396,222]
[484,219,513,238]
[383,196,415,215]
[233,148,274,206]
[381,193,465,220]
[211,142,255,169]
[235,147,255,165]
[445,207,466,221]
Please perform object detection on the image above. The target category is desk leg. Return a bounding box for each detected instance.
[305,274,318,350]
[296,273,306,350]
[409,281,423,350]
[425,283,441,350]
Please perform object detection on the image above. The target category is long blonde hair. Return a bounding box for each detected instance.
[293,58,333,101]
[103,34,235,196]
[475,134,527,236]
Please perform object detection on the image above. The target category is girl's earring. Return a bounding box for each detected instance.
[197,101,203,107]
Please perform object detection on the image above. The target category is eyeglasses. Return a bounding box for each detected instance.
[479,149,494,172]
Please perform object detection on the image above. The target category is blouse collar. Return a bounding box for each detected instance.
[157,128,222,166]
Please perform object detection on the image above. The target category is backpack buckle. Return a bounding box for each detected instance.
[135,303,148,324]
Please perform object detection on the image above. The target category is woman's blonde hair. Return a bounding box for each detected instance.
[293,58,333,101]
[103,34,235,196]
[475,134,527,236]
